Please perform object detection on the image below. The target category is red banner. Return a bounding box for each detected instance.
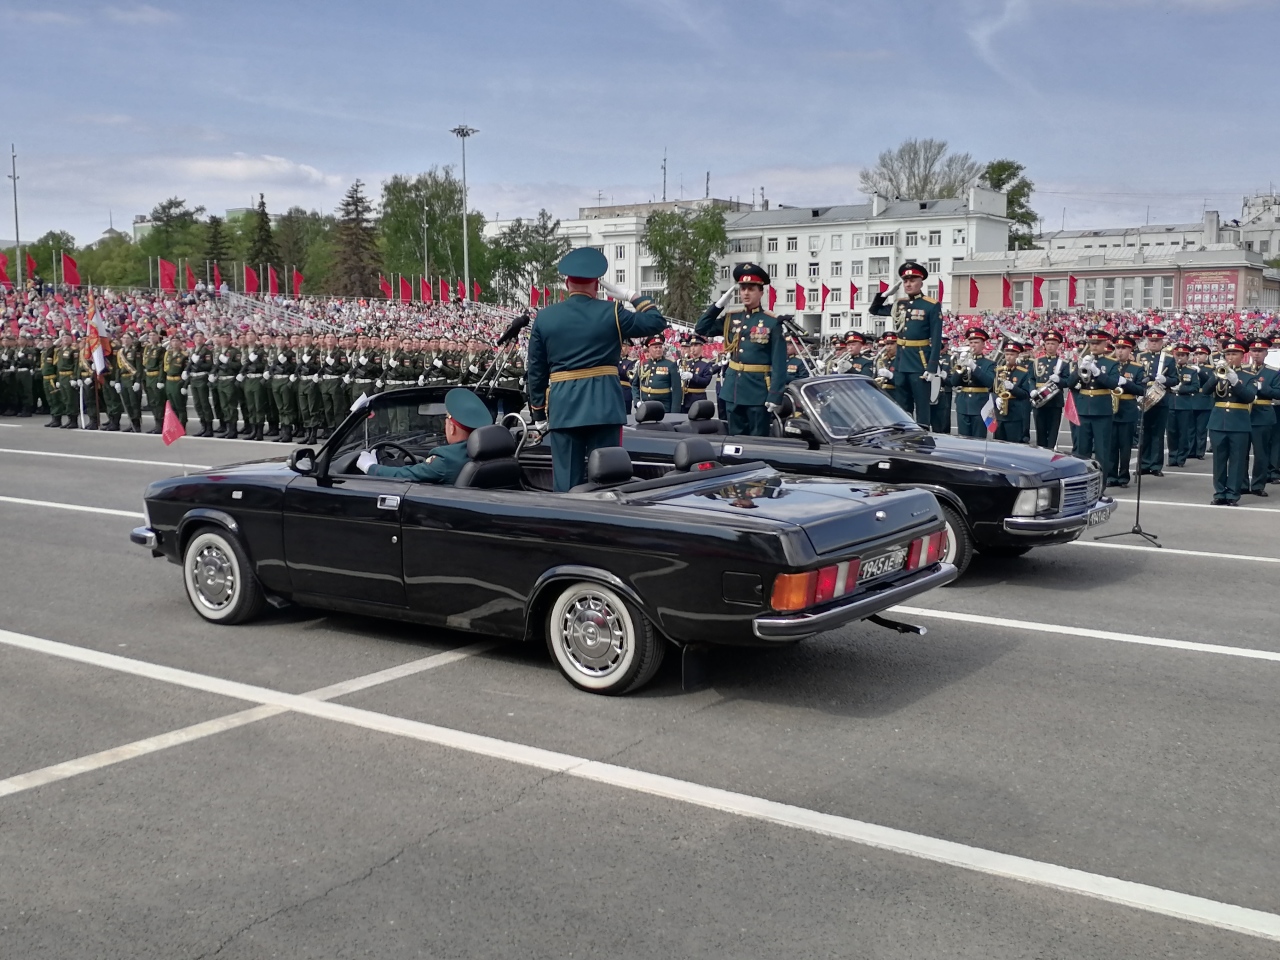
[61,252,81,286]
[820,283,830,311]
[473,280,481,302]
[291,268,303,296]
[185,261,197,292]
[25,252,37,279]
[162,404,186,446]
[542,285,550,304]
[244,265,259,294]
[378,275,392,299]
[457,278,465,302]
[1067,274,1078,307]
[879,279,888,294]
[213,263,222,292]
[439,278,450,303]
[530,285,540,308]
[158,258,178,293]
[268,266,279,296]
[969,277,980,308]
[1032,275,1044,308]
[849,282,859,304]
[420,277,433,303]
[794,283,806,311]
[768,286,777,311]
[1002,276,1012,308]
[394,275,407,301]
[937,279,944,303]
[0,257,9,290]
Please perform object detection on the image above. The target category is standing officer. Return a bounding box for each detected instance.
[268,332,298,443]
[76,333,102,430]
[14,333,39,417]
[696,263,787,436]
[1070,329,1122,469]
[350,333,382,406]
[930,337,954,434]
[113,332,142,432]
[41,336,64,428]
[55,334,79,428]
[1188,344,1213,459]
[993,341,1032,443]
[294,332,322,445]
[186,332,215,436]
[868,260,943,427]
[1245,336,1279,497]
[872,332,898,399]
[1203,339,1258,506]
[142,329,166,433]
[618,344,637,399]
[0,333,16,415]
[1107,334,1148,488]
[212,330,243,439]
[1137,328,1175,477]
[1030,330,1071,449]
[783,339,810,386]
[633,336,682,413]
[163,331,189,430]
[681,337,714,412]
[526,247,667,492]
[318,333,349,437]
[1166,344,1204,468]
[240,331,269,441]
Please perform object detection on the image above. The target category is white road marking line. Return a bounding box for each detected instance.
[0,447,211,469]
[0,423,21,428]
[0,640,499,800]
[2,627,1278,943]
[891,606,1280,663]
[1110,498,1279,513]
[0,495,143,519]
[1070,541,1280,564]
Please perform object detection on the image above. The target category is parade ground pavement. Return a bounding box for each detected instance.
[1,418,1278,959]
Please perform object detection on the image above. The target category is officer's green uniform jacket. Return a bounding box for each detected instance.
[188,343,214,380]
[269,347,296,379]
[948,355,996,416]
[527,292,667,429]
[351,349,382,388]
[935,354,954,395]
[386,349,417,385]
[1111,359,1147,423]
[1071,354,1121,417]
[868,294,943,374]
[369,440,468,484]
[142,342,165,379]
[695,305,788,406]
[213,345,241,382]
[495,352,526,393]
[847,355,876,378]
[1202,367,1258,431]
[1031,354,1073,406]
[1248,365,1280,426]
[1138,351,1176,410]
[1171,362,1208,411]
[994,362,1033,423]
[241,344,268,377]
[784,356,810,384]
[634,357,682,411]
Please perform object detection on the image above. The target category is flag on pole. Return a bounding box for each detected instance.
[0,253,10,290]
[969,277,980,309]
[399,275,412,302]
[937,279,944,303]
[85,296,111,375]
[1032,275,1044,308]
[213,263,223,292]
[292,268,304,297]
[542,285,550,304]
[1063,388,1080,426]
[1067,275,1078,307]
[420,277,432,303]
[1002,276,1012,308]
[879,280,888,294]
[530,285,540,308]
[457,278,466,301]
[980,395,997,433]
[162,403,186,446]
[850,282,859,304]
[158,258,178,293]
[473,280,481,302]
[767,286,777,311]
[244,265,259,294]
[25,252,37,279]
[378,275,392,299]
[61,253,81,286]
[439,279,450,303]
[185,261,197,292]
[820,283,830,311]
[268,266,280,296]
[795,283,806,311]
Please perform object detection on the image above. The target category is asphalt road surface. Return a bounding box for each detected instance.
[1,418,1278,959]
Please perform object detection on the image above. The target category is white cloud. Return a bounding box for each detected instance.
[167,153,343,189]
[103,4,178,25]
[965,0,1033,88]
[2,9,83,24]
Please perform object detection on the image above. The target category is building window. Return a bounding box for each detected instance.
[868,256,890,277]
[1141,276,1154,309]
[831,234,844,251]
[1084,278,1097,309]
[830,313,843,329]
[615,269,626,285]
[615,245,626,260]
[927,258,941,275]
[590,245,605,255]
[719,265,730,280]
[808,262,820,278]
[873,319,886,335]
[853,235,863,248]
[729,237,761,253]
[785,289,795,304]
[1262,240,1271,254]
[952,228,967,246]
[766,263,778,278]
[1122,277,1135,309]
[830,261,843,277]
[1161,277,1174,309]
[905,231,919,247]
[1048,279,1061,309]
[767,237,778,252]
[808,287,819,306]
[785,263,798,278]
[1013,281,1025,310]
[786,237,798,252]
[807,235,821,252]
[849,261,864,276]
[868,233,895,247]
[927,284,938,299]
[928,230,941,246]
[1104,278,1116,309]
[830,288,842,303]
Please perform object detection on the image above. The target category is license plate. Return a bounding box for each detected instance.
[859,547,906,582]
[1087,509,1111,527]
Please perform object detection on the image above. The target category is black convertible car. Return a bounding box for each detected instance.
[578,375,1114,577]
[131,387,956,695]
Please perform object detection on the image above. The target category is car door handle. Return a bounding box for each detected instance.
[377,495,401,511]
[722,444,744,456]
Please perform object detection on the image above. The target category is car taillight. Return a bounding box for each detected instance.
[905,530,947,571]
[771,559,861,612]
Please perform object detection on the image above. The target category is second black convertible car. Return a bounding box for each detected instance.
[131,388,956,695]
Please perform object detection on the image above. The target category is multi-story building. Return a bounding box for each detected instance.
[485,186,1013,334]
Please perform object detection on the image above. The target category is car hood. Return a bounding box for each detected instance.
[853,430,1089,482]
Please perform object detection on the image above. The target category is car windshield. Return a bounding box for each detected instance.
[799,378,919,439]
[332,398,449,459]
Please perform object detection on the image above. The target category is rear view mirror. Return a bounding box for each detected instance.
[289,448,317,475]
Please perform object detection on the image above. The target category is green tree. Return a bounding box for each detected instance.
[490,209,570,305]
[859,138,982,200]
[331,180,382,296]
[379,167,490,296]
[202,215,233,282]
[139,197,206,261]
[23,230,78,281]
[982,159,1038,250]
[75,234,149,288]
[244,193,278,270]
[642,206,728,323]
[275,206,336,293]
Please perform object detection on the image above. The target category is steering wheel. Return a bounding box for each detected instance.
[370,440,419,468]
[501,412,529,455]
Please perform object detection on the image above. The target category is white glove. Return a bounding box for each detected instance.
[301,353,311,363]
[433,357,443,369]
[133,382,141,393]
[1226,369,1239,386]
[248,352,257,362]
[883,281,902,299]
[278,353,287,363]
[1155,374,1167,385]
[219,353,228,363]
[180,369,189,380]
[180,387,188,396]
[235,373,245,382]
[964,358,977,372]
[417,374,425,386]
[680,370,692,381]
[356,450,378,473]
[210,374,220,383]
[289,374,298,383]
[468,364,478,374]
[599,279,638,301]
[71,378,81,388]
[1049,374,1060,384]
[877,367,892,379]
[311,374,320,383]
[112,381,122,394]
[715,287,734,309]
[1117,376,1129,387]
[375,378,384,388]
[358,354,366,364]
[765,401,782,415]
[1002,379,1016,391]
[263,371,271,381]
[342,374,352,384]
[533,420,548,433]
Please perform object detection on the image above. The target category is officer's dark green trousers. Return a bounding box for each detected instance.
[550,424,623,492]
[1210,429,1248,501]
[726,403,771,437]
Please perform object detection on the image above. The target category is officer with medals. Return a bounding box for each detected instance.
[1245,336,1279,497]
[633,336,682,413]
[1187,344,1213,459]
[1165,343,1204,468]
[618,345,637,399]
[142,330,166,433]
[695,263,788,437]
[993,341,1033,443]
[1137,327,1176,476]
[930,336,954,434]
[869,260,944,428]
[844,332,875,377]
[1030,330,1072,449]
[1202,339,1258,505]
[526,247,667,492]
[356,388,493,485]
[783,339,810,385]
[680,338,714,413]
[115,332,143,433]
[1070,329,1122,470]
[1107,334,1148,488]
[872,332,899,398]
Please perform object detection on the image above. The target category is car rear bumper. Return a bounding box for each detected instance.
[751,562,958,641]
[1000,497,1116,536]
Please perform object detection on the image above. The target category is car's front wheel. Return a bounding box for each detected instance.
[182,527,265,625]
[546,582,665,694]
[940,503,974,579]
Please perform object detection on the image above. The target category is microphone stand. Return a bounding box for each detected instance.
[1095,403,1160,547]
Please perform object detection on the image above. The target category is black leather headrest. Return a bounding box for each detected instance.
[674,437,717,472]
[635,401,666,423]
[587,446,633,485]
[466,424,516,461]
[686,399,716,421]
[775,394,795,419]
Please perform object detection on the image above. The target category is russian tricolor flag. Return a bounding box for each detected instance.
[980,395,997,434]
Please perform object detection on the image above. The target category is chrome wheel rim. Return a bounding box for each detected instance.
[942,518,958,565]
[559,592,627,678]
[189,542,236,611]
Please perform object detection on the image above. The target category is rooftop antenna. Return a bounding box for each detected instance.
[1061,207,1066,231]
[705,171,710,199]
[662,150,667,202]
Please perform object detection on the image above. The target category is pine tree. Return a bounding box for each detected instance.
[331,180,381,296]
[245,193,278,270]
[203,215,232,279]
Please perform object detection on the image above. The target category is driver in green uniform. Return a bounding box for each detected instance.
[355,388,493,485]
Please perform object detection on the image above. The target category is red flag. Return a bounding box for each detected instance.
[530,285,540,308]
[399,275,412,302]
[378,275,392,299]
[244,265,259,294]
[820,283,830,311]
[25,252,37,279]
[0,259,10,291]
[849,282,859,304]
[213,263,223,292]
[439,278,450,303]
[969,277,980,309]
[457,278,465,301]
[542,285,551,304]
[1002,276,1012,308]
[54,293,65,306]
[1063,388,1080,426]
[1032,275,1044,308]
[292,268,304,297]
[937,279,944,303]
[795,283,806,311]
[184,261,197,292]
[61,252,81,286]
[420,277,433,303]
[268,266,280,296]
[46,318,55,336]
[768,286,777,311]
[1067,274,1078,307]
[473,280,481,302]
[162,403,186,445]
[158,258,178,293]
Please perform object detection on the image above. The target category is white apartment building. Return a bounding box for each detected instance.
[485,186,1012,335]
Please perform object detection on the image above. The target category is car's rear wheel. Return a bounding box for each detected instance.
[546,582,664,694]
[182,528,265,625]
[940,503,974,579]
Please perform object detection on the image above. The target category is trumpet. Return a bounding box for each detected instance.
[872,347,892,386]
[1213,358,1232,379]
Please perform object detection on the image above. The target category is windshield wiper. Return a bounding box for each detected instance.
[846,425,895,442]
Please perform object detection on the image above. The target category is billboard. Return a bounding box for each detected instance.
[1182,270,1238,310]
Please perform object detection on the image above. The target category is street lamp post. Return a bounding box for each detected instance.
[8,145,21,290]
[450,124,478,300]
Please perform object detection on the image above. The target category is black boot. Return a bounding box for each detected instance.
[84,417,99,430]
[276,424,293,443]
[225,424,238,440]
[63,417,78,429]
[131,417,142,433]
[18,408,31,418]
[121,416,135,432]
[45,415,61,428]
[105,415,120,432]
[149,416,163,434]
[198,420,213,438]
[213,420,227,437]
[266,422,279,437]
[305,426,317,445]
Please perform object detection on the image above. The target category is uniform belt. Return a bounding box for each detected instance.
[1079,389,1112,397]
[641,387,672,394]
[386,380,413,385]
[1118,395,1136,402]
[1253,400,1272,407]
[1216,402,1250,410]
[729,361,771,373]
[190,372,208,378]
[959,387,987,393]
[245,373,264,379]
[321,374,341,380]
[355,378,374,384]
[549,365,618,383]
[166,376,182,381]
[43,375,56,381]
[900,338,930,347]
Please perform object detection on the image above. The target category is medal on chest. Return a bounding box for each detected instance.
[749,324,770,345]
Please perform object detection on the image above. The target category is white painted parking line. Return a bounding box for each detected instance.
[1,627,1277,943]
[0,448,211,469]
[1070,541,1280,564]
[0,495,144,519]
[892,606,1280,663]
[1110,498,1279,513]
[0,640,498,800]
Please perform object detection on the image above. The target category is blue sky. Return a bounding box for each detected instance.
[2,0,1277,245]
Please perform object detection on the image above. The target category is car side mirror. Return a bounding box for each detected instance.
[289,447,317,475]
[783,417,820,450]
